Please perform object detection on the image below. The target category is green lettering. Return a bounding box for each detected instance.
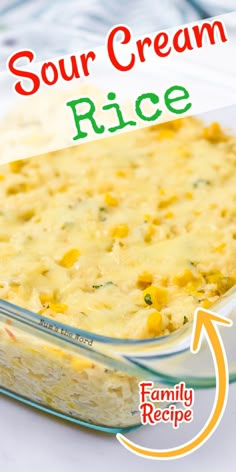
[66,97,105,140]
[102,92,136,133]
[165,85,192,114]
[135,92,162,122]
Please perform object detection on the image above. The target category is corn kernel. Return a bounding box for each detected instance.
[58,183,68,193]
[116,170,126,177]
[147,312,162,336]
[59,248,80,268]
[152,119,183,132]
[37,309,45,315]
[39,293,54,305]
[6,183,27,195]
[173,269,195,287]
[221,209,227,218]
[44,346,68,358]
[213,243,226,253]
[231,270,236,282]
[217,277,234,295]
[18,208,35,222]
[164,211,174,219]
[98,183,113,193]
[70,357,93,370]
[105,193,118,207]
[201,299,213,309]
[144,214,152,222]
[202,122,228,143]
[49,303,68,313]
[191,290,204,299]
[205,271,223,284]
[137,271,153,289]
[204,272,234,295]
[153,217,161,225]
[143,286,168,309]
[111,224,129,238]
[185,192,193,199]
[144,224,155,242]
[158,129,175,140]
[9,160,26,173]
[185,281,199,292]
[169,119,183,130]
[0,175,5,181]
[158,195,177,209]
[178,145,190,158]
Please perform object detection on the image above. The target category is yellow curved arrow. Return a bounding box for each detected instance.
[117,308,233,460]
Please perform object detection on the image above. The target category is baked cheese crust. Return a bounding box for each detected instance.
[0,118,235,338]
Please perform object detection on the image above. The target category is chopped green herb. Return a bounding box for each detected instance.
[193,178,211,188]
[99,207,107,221]
[183,316,189,325]
[80,312,87,316]
[92,281,114,289]
[144,293,152,305]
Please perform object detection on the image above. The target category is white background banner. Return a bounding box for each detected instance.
[0,11,236,165]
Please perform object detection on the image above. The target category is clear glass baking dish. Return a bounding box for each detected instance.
[0,70,236,432]
[1,286,236,434]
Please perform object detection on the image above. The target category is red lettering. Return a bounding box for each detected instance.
[58,56,80,81]
[8,50,40,96]
[149,388,159,402]
[41,62,58,86]
[162,409,170,422]
[81,51,96,76]
[107,25,135,71]
[153,409,162,422]
[174,410,184,428]
[136,37,152,62]
[153,32,171,57]
[173,28,193,53]
[160,389,175,403]
[140,402,155,425]
[184,409,193,422]
[139,381,153,403]
[193,20,228,48]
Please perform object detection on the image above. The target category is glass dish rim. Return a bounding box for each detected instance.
[0,297,185,346]
[2,296,236,388]
[2,281,236,430]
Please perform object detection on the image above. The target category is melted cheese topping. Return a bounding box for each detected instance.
[0,118,236,339]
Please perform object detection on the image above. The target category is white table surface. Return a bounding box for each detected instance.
[1,383,235,471]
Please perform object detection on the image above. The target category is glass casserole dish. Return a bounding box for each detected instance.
[1,114,236,433]
[1,292,236,433]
